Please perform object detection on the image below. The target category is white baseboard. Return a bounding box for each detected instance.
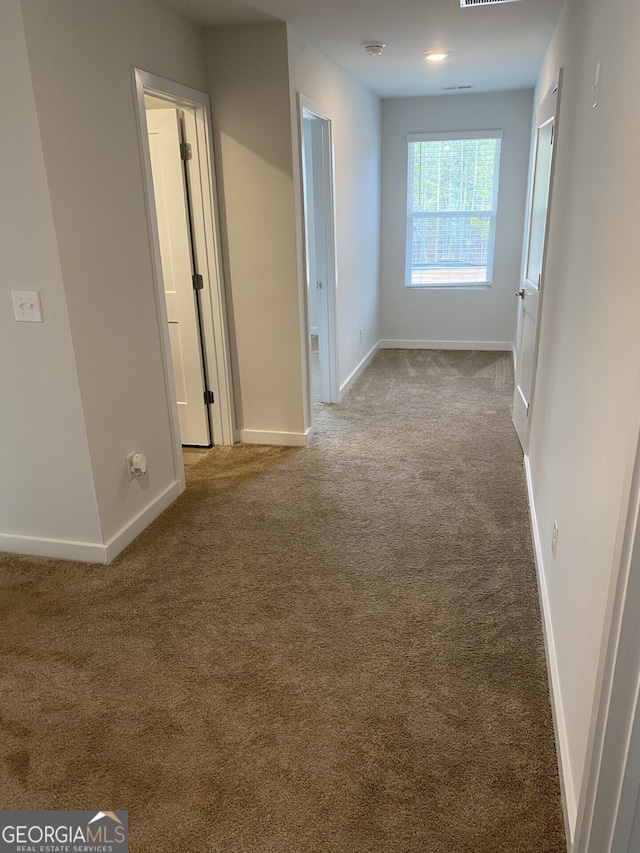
[340,341,380,401]
[0,532,111,564]
[525,455,576,848]
[0,480,183,564]
[240,427,313,447]
[380,339,513,351]
[104,480,184,562]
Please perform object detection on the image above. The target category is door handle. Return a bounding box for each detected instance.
[516,289,525,299]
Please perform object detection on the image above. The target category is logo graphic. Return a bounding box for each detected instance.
[88,812,123,826]
[0,810,128,853]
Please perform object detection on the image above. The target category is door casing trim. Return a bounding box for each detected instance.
[297,93,340,426]
[512,69,562,452]
[133,68,236,484]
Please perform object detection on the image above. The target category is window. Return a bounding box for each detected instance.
[405,130,503,287]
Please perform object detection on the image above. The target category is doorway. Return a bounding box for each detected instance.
[134,71,235,475]
[299,98,338,412]
[145,98,210,446]
[513,72,562,450]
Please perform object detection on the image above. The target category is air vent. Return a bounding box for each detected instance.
[460,0,523,6]
[442,85,474,91]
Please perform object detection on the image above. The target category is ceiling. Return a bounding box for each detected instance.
[157,0,566,98]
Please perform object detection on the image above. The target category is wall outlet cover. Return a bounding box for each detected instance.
[12,290,43,322]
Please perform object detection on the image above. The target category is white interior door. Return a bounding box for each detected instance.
[147,108,210,446]
[513,78,560,450]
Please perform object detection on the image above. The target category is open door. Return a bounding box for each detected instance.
[147,107,211,447]
[513,73,562,450]
[134,68,236,478]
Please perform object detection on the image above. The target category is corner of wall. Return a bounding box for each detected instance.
[206,21,306,441]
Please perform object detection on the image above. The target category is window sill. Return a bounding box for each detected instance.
[405,283,492,291]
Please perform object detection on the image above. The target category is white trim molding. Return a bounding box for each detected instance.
[0,533,111,565]
[572,423,640,853]
[104,480,183,562]
[298,93,340,415]
[380,339,513,351]
[133,69,236,451]
[240,428,314,447]
[340,341,380,400]
[0,480,183,565]
[525,455,576,848]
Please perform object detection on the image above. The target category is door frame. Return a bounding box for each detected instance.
[133,69,236,480]
[513,70,562,451]
[297,94,339,420]
[573,421,640,852]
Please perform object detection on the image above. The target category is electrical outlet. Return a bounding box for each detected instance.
[127,452,148,480]
[359,327,364,342]
[126,453,137,481]
[551,519,559,558]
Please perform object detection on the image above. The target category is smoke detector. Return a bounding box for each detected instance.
[363,43,386,56]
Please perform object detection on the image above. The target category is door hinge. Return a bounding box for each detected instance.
[204,389,215,405]
[317,281,323,289]
[180,142,192,161]
[192,273,204,290]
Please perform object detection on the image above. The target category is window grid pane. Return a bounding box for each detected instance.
[406,136,501,287]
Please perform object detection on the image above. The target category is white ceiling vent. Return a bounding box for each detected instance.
[460,0,523,6]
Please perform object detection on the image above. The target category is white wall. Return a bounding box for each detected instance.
[287,27,381,394]
[205,23,381,443]
[380,90,533,349]
[525,0,640,837]
[0,1,102,556]
[206,23,306,444]
[17,0,209,548]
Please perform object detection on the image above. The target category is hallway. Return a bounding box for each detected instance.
[0,351,564,852]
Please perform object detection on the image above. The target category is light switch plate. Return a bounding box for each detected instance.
[12,290,43,322]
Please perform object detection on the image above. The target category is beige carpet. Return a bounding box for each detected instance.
[0,350,565,852]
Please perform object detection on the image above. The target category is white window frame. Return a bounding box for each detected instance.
[405,129,503,289]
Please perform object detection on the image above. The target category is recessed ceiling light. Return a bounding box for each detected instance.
[424,50,451,62]
[363,43,386,56]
